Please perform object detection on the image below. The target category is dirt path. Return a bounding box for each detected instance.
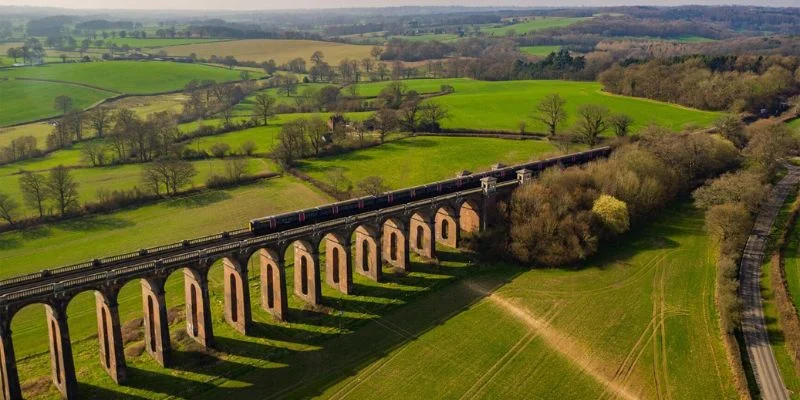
[466,282,640,400]
[739,165,800,400]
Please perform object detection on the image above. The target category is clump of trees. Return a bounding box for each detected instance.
[599,55,800,115]
[473,128,740,266]
[0,165,82,227]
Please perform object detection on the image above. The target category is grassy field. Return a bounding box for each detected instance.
[785,207,800,312]
[481,17,590,36]
[298,135,559,188]
[105,92,189,116]
[82,37,225,48]
[0,79,114,126]
[7,199,737,399]
[1,61,246,94]
[0,122,51,148]
[155,39,374,64]
[295,204,736,400]
[0,155,272,209]
[788,118,800,134]
[0,92,188,148]
[390,33,463,42]
[354,78,722,132]
[520,45,561,56]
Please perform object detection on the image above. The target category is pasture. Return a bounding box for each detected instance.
[354,78,722,132]
[481,17,590,36]
[298,135,559,188]
[0,79,113,126]
[290,204,737,400]
[520,45,561,56]
[0,122,52,148]
[6,201,738,399]
[0,156,272,208]
[83,37,225,48]
[154,39,374,64]
[0,61,246,94]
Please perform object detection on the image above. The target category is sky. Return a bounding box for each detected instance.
[1,0,799,11]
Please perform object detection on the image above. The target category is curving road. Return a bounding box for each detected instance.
[739,165,800,400]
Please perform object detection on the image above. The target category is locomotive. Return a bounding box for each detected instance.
[249,147,611,235]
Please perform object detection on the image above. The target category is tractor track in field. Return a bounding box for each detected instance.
[497,250,675,299]
[458,305,562,400]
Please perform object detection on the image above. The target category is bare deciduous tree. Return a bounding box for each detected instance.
[19,171,47,218]
[532,93,567,137]
[46,165,79,216]
[0,191,19,226]
[573,104,609,146]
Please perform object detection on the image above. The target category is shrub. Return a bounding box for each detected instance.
[592,195,630,234]
[210,142,230,158]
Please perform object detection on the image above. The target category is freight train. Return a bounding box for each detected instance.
[250,147,611,235]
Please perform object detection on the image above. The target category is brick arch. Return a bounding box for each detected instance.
[218,256,251,336]
[290,239,322,305]
[457,198,482,234]
[353,224,382,283]
[381,217,409,271]
[253,248,288,321]
[409,211,436,259]
[322,232,352,295]
[435,205,459,249]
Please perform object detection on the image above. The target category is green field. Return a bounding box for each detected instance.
[354,78,722,133]
[82,37,225,48]
[294,204,736,400]
[0,155,272,210]
[520,45,561,56]
[390,33,462,42]
[5,195,737,399]
[0,61,246,94]
[481,17,590,36]
[0,79,114,126]
[298,135,558,188]
[786,209,800,312]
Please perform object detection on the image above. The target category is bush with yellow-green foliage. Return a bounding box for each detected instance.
[592,194,630,234]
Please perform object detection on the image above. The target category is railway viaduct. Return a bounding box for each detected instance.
[0,149,608,399]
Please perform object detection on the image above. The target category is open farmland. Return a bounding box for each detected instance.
[355,78,722,132]
[0,156,271,207]
[520,45,561,56]
[0,61,246,94]
[81,37,226,48]
[298,136,558,188]
[282,204,736,400]
[0,79,114,126]
[481,17,590,36]
[155,39,373,64]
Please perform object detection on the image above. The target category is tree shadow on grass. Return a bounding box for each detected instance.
[77,382,149,400]
[165,191,232,209]
[58,216,135,232]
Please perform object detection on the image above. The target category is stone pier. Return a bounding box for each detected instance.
[259,249,288,321]
[95,292,127,384]
[223,258,252,335]
[325,234,353,294]
[294,242,322,305]
[355,226,382,282]
[184,268,214,347]
[46,304,77,399]
[141,277,171,367]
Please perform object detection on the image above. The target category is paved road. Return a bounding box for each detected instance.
[739,166,800,400]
